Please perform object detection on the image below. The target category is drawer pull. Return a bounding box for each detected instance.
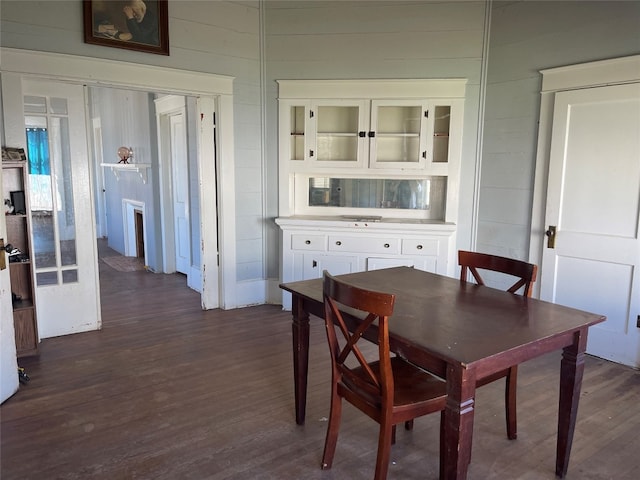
[335,241,342,246]
[384,243,390,248]
[305,240,311,245]
[416,244,423,250]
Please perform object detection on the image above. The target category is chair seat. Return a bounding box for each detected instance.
[342,357,447,409]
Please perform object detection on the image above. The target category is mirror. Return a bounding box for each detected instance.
[308,177,446,211]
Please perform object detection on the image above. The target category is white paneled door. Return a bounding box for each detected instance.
[540,82,640,368]
[170,112,190,275]
[22,79,100,338]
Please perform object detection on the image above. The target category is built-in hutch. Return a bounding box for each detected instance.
[275,79,466,308]
[2,159,39,357]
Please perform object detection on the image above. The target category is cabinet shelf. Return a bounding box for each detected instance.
[378,133,420,137]
[11,299,34,311]
[3,159,39,357]
[101,163,151,184]
[9,259,32,266]
[318,133,358,137]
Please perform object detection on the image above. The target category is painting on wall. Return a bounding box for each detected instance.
[83,0,169,56]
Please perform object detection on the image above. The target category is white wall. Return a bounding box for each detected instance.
[478,1,640,264]
[263,0,487,286]
[89,87,160,268]
[0,0,263,284]
[2,0,638,309]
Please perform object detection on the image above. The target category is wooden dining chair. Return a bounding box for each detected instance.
[321,271,448,480]
[458,250,538,440]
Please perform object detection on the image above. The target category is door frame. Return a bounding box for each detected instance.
[155,94,186,276]
[91,117,109,239]
[529,54,640,297]
[0,47,237,310]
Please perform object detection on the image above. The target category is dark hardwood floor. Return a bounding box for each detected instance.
[1,251,639,479]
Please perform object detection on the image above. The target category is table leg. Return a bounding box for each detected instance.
[556,329,588,477]
[442,365,476,480]
[292,295,311,425]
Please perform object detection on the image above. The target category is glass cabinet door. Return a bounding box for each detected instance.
[432,105,451,163]
[310,100,367,166]
[369,100,427,169]
[289,104,307,162]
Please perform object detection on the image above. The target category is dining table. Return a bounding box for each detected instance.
[279,266,606,480]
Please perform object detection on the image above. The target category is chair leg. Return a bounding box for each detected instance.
[404,419,414,431]
[374,416,394,480]
[321,391,343,470]
[439,411,445,479]
[505,365,518,440]
[391,424,396,445]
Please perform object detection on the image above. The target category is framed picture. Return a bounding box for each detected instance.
[2,147,27,162]
[83,0,169,56]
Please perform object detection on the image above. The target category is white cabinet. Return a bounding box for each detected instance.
[277,79,466,221]
[277,217,456,309]
[276,79,466,308]
[283,99,456,170]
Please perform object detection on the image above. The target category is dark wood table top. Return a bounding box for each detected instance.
[280,266,606,369]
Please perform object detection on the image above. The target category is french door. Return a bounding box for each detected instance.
[22,79,101,338]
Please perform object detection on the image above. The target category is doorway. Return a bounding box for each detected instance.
[2,48,237,317]
[122,199,147,263]
[135,209,144,259]
[530,56,640,368]
[154,95,194,282]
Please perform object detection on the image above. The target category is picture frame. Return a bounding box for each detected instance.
[83,0,169,56]
[2,147,27,162]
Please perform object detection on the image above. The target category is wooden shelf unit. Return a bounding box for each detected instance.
[3,160,39,357]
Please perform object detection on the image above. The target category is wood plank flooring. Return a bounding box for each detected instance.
[1,253,639,479]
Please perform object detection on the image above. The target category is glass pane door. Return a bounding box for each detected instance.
[25,97,78,286]
[370,100,427,169]
[289,105,306,161]
[21,78,100,340]
[432,105,451,163]
[314,103,364,164]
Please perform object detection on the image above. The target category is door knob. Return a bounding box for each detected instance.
[545,225,557,249]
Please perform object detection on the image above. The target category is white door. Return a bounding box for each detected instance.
[91,117,108,239]
[540,82,640,368]
[170,113,190,274]
[0,165,19,402]
[301,253,358,280]
[22,79,101,338]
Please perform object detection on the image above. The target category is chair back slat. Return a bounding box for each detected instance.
[459,250,538,297]
[323,272,396,401]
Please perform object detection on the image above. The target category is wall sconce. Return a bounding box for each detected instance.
[117,146,133,164]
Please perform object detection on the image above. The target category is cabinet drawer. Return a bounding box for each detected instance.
[329,236,400,254]
[402,238,439,256]
[291,234,327,251]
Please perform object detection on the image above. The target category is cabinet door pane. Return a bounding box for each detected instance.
[290,106,305,161]
[316,106,359,162]
[371,102,425,167]
[432,106,451,163]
